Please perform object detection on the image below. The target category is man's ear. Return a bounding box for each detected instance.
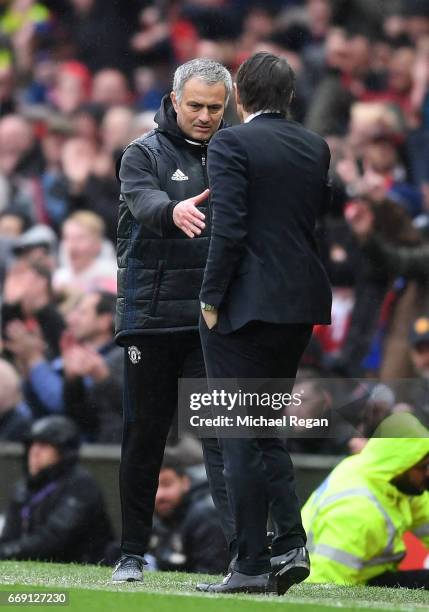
[182,474,191,492]
[170,91,178,113]
[234,83,240,106]
[234,83,245,122]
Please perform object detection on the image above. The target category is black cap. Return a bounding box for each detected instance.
[28,416,80,459]
[410,317,429,347]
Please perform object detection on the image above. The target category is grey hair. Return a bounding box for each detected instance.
[173,58,232,104]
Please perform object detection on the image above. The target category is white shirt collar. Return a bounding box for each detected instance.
[185,138,207,146]
[244,110,281,123]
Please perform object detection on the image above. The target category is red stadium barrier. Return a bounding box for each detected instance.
[400,533,429,570]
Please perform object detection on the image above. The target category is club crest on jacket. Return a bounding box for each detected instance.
[128,346,141,364]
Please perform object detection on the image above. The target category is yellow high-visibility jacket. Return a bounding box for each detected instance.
[302,414,429,585]
[1,4,50,36]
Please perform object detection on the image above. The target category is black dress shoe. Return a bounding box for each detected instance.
[268,547,310,595]
[196,570,271,594]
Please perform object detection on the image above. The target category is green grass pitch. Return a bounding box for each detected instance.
[0,561,429,612]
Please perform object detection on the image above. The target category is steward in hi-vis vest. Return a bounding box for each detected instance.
[302,414,429,587]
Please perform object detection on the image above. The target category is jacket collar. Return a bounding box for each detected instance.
[244,110,282,123]
[247,111,286,122]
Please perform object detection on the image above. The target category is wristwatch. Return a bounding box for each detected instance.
[201,302,216,311]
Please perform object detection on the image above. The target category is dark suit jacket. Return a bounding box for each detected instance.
[200,113,332,333]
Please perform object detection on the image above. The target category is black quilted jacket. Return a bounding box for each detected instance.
[115,96,221,342]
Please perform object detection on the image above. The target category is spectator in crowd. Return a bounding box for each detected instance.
[55,0,134,74]
[39,118,74,232]
[0,0,52,76]
[51,61,92,116]
[0,358,31,442]
[91,69,132,109]
[0,114,45,221]
[305,28,372,136]
[342,196,429,379]
[0,113,44,178]
[52,137,119,244]
[100,106,135,159]
[148,460,228,574]
[70,103,103,144]
[402,316,429,427]
[10,223,57,268]
[287,378,351,455]
[302,413,429,589]
[337,133,422,218]
[0,415,114,563]
[0,208,31,285]
[5,290,122,442]
[2,258,65,360]
[0,209,29,238]
[409,318,429,379]
[60,290,123,442]
[53,211,116,294]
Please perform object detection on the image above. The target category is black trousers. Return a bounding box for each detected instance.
[120,331,235,555]
[368,570,429,589]
[200,319,313,575]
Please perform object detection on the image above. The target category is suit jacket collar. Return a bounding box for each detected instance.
[248,112,286,122]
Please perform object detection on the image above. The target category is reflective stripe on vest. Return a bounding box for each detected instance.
[413,523,429,538]
[307,487,405,569]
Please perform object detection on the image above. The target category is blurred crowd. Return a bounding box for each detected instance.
[1,0,429,458]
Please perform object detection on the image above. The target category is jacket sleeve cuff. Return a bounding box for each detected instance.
[199,291,224,309]
[165,200,179,232]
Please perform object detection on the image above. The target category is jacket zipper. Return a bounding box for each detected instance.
[201,152,210,232]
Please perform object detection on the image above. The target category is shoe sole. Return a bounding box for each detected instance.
[196,585,268,594]
[112,576,143,583]
[214,586,269,594]
[270,563,310,596]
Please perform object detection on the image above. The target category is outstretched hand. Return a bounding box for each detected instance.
[173,189,209,238]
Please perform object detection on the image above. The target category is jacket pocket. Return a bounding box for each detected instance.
[149,260,165,316]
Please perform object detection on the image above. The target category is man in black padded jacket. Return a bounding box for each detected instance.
[112,59,234,582]
[0,416,113,563]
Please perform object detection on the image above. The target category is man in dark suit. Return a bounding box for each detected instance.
[198,52,332,595]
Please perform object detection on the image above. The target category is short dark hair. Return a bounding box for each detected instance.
[89,290,116,335]
[94,290,116,319]
[161,457,187,477]
[236,52,295,117]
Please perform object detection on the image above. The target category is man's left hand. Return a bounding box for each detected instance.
[202,308,218,330]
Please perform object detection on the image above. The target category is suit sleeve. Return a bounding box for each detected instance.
[119,143,177,237]
[200,129,249,308]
